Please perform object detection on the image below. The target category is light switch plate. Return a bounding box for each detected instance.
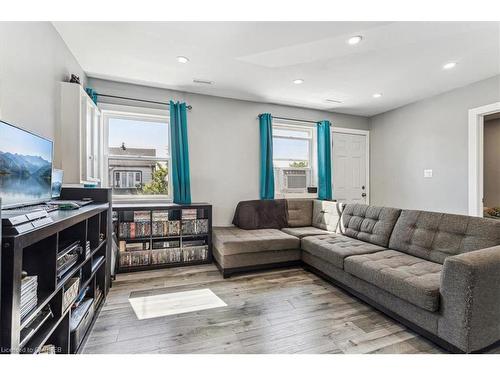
[424,169,433,178]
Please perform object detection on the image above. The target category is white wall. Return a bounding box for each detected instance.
[88,78,369,225]
[0,22,87,167]
[484,117,500,208]
[369,75,500,214]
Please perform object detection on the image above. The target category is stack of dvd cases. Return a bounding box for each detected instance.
[181,209,198,220]
[119,250,150,267]
[20,275,38,321]
[182,219,209,235]
[119,222,151,239]
[182,240,209,262]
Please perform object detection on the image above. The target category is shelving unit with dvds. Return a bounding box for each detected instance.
[113,203,212,273]
[0,188,112,354]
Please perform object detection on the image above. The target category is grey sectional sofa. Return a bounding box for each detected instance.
[212,199,500,353]
[213,199,338,276]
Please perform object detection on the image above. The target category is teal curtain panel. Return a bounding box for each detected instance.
[85,88,98,104]
[259,113,275,199]
[170,101,192,204]
[317,120,332,200]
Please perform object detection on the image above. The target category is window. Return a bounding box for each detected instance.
[102,106,171,200]
[272,124,315,194]
[113,170,142,189]
[273,125,313,168]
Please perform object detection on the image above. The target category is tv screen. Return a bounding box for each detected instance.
[0,120,53,209]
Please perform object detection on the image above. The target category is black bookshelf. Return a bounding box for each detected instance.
[113,203,212,273]
[0,188,112,354]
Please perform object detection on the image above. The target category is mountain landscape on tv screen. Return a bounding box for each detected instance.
[0,151,51,180]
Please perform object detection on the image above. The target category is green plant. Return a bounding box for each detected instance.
[142,163,169,195]
[289,161,308,168]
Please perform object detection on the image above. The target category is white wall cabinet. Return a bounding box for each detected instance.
[59,82,102,184]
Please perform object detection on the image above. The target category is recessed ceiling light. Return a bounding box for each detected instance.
[176,56,189,64]
[193,79,213,85]
[325,99,343,104]
[443,62,457,70]
[372,93,382,98]
[347,36,363,45]
[293,79,304,84]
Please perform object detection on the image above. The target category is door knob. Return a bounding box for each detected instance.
[361,193,367,197]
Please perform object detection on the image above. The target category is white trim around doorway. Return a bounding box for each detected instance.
[331,127,370,205]
[468,102,500,217]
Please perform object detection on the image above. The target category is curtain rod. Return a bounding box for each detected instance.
[256,115,319,124]
[95,93,192,110]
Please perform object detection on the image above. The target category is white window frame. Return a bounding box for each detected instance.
[272,122,317,196]
[272,123,314,168]
[99,103,172,202]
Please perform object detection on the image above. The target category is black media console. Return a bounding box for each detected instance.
[0,188,112,354]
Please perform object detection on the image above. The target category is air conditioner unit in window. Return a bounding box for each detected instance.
[276,168,311,193]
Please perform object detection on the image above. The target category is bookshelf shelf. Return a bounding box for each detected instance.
[113,203,212,273]
[1,188,112,354]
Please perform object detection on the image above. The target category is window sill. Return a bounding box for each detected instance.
[275,192,318,199]
[112,196,173,204]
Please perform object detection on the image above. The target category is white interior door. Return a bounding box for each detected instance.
[332,131,368,204]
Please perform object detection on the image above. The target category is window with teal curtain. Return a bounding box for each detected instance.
[259,113,274,199]
[170,101,191,204]
[317,120,332,200]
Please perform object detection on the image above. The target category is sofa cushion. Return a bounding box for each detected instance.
[281,226,332,238]
[389,210,500,264]
[340,204,401,247]
[286,199,313,227]
[312,200,340,231]
[344,250,442,312]
[301,233,386,269]
[213,227,300,256]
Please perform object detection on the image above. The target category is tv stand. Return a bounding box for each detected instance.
[0,188,111,354]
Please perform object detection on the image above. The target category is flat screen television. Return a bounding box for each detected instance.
[0,120,54,209]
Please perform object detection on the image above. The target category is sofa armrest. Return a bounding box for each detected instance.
[438,245,500,352]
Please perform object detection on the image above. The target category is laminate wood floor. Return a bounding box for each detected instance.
[82,264,500,354]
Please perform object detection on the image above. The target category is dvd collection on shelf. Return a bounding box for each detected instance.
[20,274,38,321]
[182,219,209,235]
[152,219,181,237]
[151,247,182,264]
[119,221,151,239]
[116,207,211,270]
[182,208,198,220]
[56,241,82,281]
[182,240,209,262]
[119,250,151,267]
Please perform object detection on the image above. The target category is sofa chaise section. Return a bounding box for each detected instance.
[212,227,300,277]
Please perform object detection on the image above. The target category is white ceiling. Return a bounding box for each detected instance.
[53,21,500,117]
